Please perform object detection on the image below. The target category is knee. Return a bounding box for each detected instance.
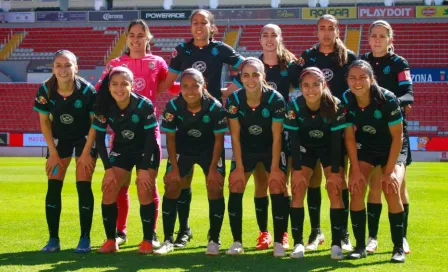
[309,176,322,188]
[137,184,152,205]
[269,183,283,195]
[327,187,342,203]
[164,182,181,199]
[207,184,223,200]
[254,182,268,197]
[229,180,245,193]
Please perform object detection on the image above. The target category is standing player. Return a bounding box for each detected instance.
[225,23,302,250]
[283,67,347,259]
[225,58,287,257]
[34,50,96,253]
[96,19,174,247]
[161,9,244,247]
[154,68,227,256]
[300,14,357,251]
[94,67,160,254]
[361,20,413,254]
[343,60,406,263]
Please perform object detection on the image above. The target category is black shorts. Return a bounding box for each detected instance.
[230,151,288,174]
[357,143,407,167]
[404,133,412,166]
[166,151,226,178]
[300,145,345,170]
[108,148,159,172]
[47,137,97,159]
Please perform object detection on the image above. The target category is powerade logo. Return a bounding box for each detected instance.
[421,8,436,16]
[145,13,186,19]
[103,13,124,20]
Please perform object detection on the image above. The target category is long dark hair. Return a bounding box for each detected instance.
[317,15,348,67]
[96,66,134,117]
[45,49,78,98]
[180,68,214,100]
[347,60,387,107]
[260,24,297,71]
[124,19,153,55]
[299,67,338,120]
[190,9,218,39]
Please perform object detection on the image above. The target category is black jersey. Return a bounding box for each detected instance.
[226,87,286,154]
[301,45,357,99]
[160,94,228,156]
[33,77,96,141]
[169,39,243,100]
[92,92,158,154]
[342,88,403,153]
[361,52,413,107]
[233,55,301,101]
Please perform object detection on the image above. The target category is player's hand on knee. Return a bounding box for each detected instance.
[77,151,95,179]
[381,172,399,194]
[207,167,224,190]
[291,170,307,194]
[164,167,181,185]
[348,169,366,194]
[102,168,118,193]
[326,173,343,197]
[136,169,153,192]
[229,167,245,191]
[46,153,64,178]
[268,167,286,193]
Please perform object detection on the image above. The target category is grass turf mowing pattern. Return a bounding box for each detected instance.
[0,157,447,271]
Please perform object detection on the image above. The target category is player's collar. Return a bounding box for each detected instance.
[177,94,211,114]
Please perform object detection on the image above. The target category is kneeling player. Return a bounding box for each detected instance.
[225,58,287,257]
[94,67,160,254]
[154,68,228,256]
[344,60,406,263]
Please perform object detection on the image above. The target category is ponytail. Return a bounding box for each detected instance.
[334,37,348,67]
[370,82,387,108]
[277,42,298,72]
[320,86,339,120]
[44,74,57,99]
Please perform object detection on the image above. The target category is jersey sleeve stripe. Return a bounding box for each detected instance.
[233,77,243,88]
[92,124,106,132]
[283,124,299,131]
[232,57,243,69]
[331,124,349,131]
[292,99,299,112]
[170,100,177,111]
[138,99,145,108]
[398,81,412,86]
[42,83,49,94]
[273,118,284,122]
[233,92,240,104]
[209,102,216,111]
[168,67,181,74]
[144,122,158,130]
[268,92,276,104]
[388,117,403,126]
[82,84,90,94]
[33,106,49,114]
[346,122,354,127]
[89,111,95,115]
[213,128,228,134]
[161,126,176,133]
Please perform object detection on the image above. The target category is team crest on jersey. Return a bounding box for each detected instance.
[228,105,238,115]
[248,125,263,135]
[202,115,210,123]
[322,69,334,81]
[267,82,277,90]
[133,78,146,92]
[60,114,74,125]
[36,96,47,104]
[192,61,207,73]
[164,112,174,122]
[172,49,178,58]
[211,47,219,56]
[362,125,377,134]
[94,113,107,123]
[262,108,270,118]
[149,62,155,70]
[374,110,382,119]
[74,99,82,109]
[287,110,296,120]
[383,65,391,75]
[132,114,140,123]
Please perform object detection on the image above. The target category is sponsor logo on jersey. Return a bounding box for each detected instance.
[187,129,202,137]
[262,108,270,118]
[192,61,207,73]
[287,110,296,120]
[300,145,306,153]
[133,78,146,92]
[218,117,227,125]
[322,68,334,81]
[36,96,47,104]
[391,108,401,116]
[337,112,346,121]
[60,114,74,124]
[149,61,155,69]
[94,114,106,123]
[362,125,377,134]
[121,130,135,139]
[211,47,219,56]
[267,81,277,90]
[383,65,391,74]
[356,143,362,149]
[248,125,263,135]
[164,112,174,122]
[202,115,210,123]
[309,130,324,138]
[74,99,82,109]
[147,113,155,120]
[132,114,140,123]
[374,109,383,119]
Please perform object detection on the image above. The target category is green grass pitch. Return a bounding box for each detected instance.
[0,157,447,271]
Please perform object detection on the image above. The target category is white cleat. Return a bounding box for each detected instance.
[341,238,353,251]
[290,244,305,259]
[305,232,325,251]
[331,245,345,260]
[206,240,220,256]
[154,241,174,255]
[403,238,411,254]
[366,237,378,253]
[226,242,244,255]
[273,242,286,257]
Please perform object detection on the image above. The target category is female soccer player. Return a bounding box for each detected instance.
[225,57,287,257]
[361,20,413,254]
[96,19,174,247]
[154,68,227,256]
[300,14,357,251]
[226,23,302,250]
[34,50,96,253]
[343,60,406,263]
[94,67,160,254]
[161,9,244,247]
[283,67,347,260]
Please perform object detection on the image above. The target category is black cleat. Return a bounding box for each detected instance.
[347,247,367,259]
[174,228,193,248]
[391,247,405,263]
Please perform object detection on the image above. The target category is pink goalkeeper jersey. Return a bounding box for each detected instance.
[96,53,168,106]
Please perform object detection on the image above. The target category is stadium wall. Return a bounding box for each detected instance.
[0,61,29,82]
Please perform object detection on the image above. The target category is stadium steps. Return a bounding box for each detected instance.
[345,26,361,56]
[0,33,24,61]
[224,27,241,49]
[105,33,127,65]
